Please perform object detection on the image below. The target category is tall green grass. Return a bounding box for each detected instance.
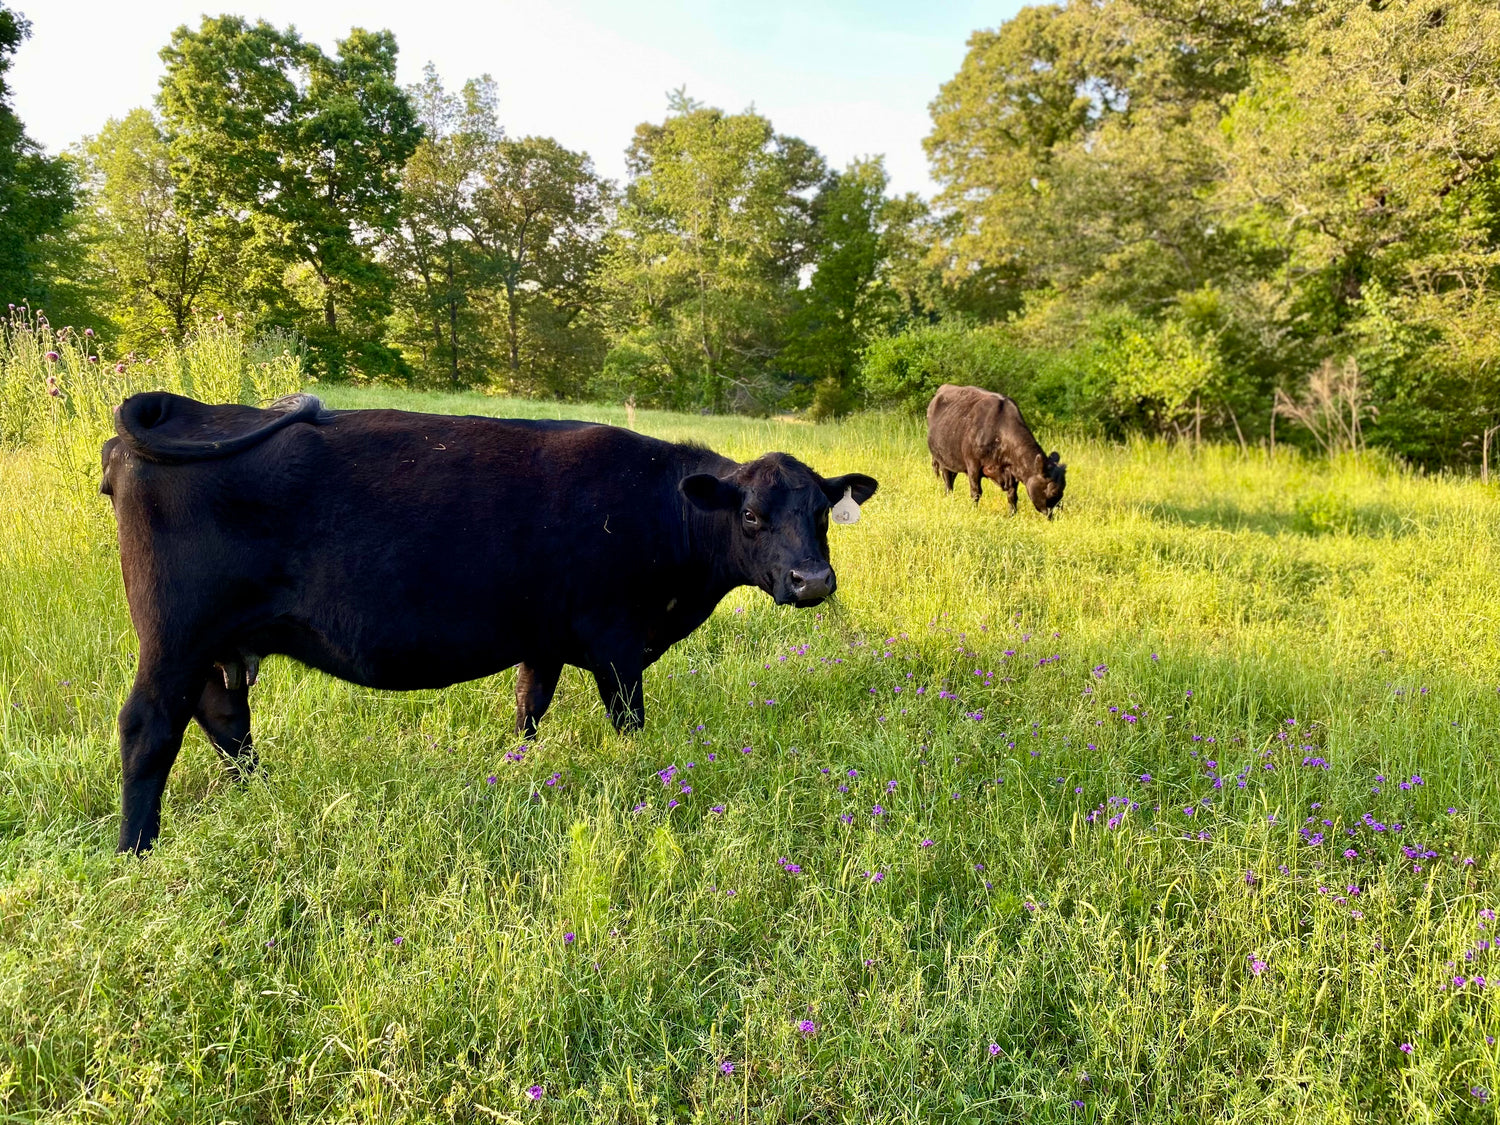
[1,384,1497,1122]
[1,308,302,511]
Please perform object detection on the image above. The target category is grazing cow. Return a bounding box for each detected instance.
[926,383,1065,517]
[101,392,878,852]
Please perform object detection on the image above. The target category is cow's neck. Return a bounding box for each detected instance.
[681,504,751,603]
[669,448,757,603]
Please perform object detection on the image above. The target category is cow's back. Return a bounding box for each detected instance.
[927,384,1011,467]
[106,408,712,689]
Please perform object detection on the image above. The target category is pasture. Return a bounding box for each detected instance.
[2,386,1498,1122]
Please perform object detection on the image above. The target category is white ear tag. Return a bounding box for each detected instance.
[831,487,861,525]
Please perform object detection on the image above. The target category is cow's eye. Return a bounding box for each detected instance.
[742,509,760,528]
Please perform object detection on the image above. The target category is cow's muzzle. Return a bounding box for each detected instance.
[785,565,835,606]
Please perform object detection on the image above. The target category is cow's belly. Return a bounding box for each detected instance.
[280,629,526,690]
[249,581,615,692]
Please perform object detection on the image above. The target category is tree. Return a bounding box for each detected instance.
[925,0,1308,317]
[467,135,612,396]
[76,109,245,349]
[603,92,824,411]
[1219,0,1500,463]
[159,16,420,376]
[0,3,77,311]
[783,158,923,417]
[387,66,501,385]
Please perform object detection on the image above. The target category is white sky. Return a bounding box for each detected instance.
[10,0,1024,198]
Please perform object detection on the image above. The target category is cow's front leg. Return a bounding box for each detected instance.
[593,660,645,733]
[1006,483,1020,515]
[515,659,563,738]
[965,462,984,504]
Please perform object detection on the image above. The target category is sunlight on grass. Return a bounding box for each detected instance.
[1,388,1498,1122]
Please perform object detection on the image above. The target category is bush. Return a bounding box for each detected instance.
[859,322,1040,413]
[1093,316,1227,438]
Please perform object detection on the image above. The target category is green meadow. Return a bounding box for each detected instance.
[2,384,1499,1122]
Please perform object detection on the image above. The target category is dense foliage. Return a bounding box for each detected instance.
[7,0,1500,464]
[923,0,1500,465]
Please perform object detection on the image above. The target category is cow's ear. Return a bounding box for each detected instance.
[820,473,878,505]
[1048,450,1061,465]
[681,473,743,512]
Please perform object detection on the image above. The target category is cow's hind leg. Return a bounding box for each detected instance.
[936,460,956,493]
[117,663,202,853]
[593,661,645,733]
[515,660,563,738]
[194,674,256,777]
[965,462,984,504]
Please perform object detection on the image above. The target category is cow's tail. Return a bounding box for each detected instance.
[112,391,330,464]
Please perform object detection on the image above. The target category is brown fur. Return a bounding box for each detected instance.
[925,384,1066,516]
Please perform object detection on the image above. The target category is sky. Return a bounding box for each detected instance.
[9,0,1025,198]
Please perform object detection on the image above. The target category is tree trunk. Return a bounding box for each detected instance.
[697,267,718,413]
[446,244,460,387]
[507,281,520,386]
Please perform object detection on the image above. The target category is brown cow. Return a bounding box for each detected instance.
[926,384,1065,517]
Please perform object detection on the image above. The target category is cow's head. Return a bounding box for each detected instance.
[681,453,878,606]
[1025,451,1067,518]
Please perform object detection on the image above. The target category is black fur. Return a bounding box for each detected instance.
[102,392,877,852]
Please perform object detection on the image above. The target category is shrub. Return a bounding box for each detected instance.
[860,322,1038,413]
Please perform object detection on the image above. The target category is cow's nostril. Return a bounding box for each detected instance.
[790,567,833,597]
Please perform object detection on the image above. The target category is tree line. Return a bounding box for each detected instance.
[4,0,1499,464]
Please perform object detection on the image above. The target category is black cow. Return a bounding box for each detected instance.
[926,383,1065,517]
[101,392,878,852]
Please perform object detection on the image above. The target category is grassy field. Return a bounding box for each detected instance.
[2,385,1499,1122]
